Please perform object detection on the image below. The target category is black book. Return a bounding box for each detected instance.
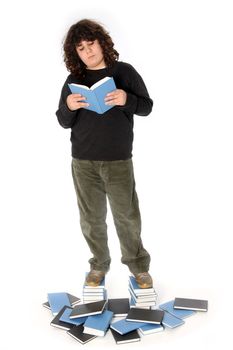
[42,301,50,309]
[174,298,208,312]
[110,328,140,344]
[67,324,97,344]
[107,298,130,317]
[69,300,107,319]
[126,308,164,324]
[50,306,74,330]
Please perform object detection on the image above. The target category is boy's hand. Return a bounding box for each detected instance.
[66,94,89,111]
[104,89,127,106]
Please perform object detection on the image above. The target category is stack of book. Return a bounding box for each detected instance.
[83,273,107,303]
[128,276,158,309]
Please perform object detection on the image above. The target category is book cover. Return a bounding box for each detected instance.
[159,300,196,319]
[107,298,130,317]
[43,293,80,310]
[67,293,81,307]
[50,306,74,331]
[83,310,113,336]
[174,297,208,312]
[129,276,156,295]
[67,324,97,344]
[126,308,164,324]
[47,292,71,315]
[139,323,164,335]
[59,307,87,326]
[68,76,116,114]
[110,328,141,344]
[42,301,50,309]
[110,318,147,335]
[161,311,185,328]
[69,300,107,319]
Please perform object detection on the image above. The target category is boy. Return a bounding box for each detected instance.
[56,19,153,288]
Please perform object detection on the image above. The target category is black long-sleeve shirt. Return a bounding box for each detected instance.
[56,61,153,160]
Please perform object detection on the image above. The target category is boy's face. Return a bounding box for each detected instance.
[76,39,106,70]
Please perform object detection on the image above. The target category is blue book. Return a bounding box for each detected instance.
[83,310,114,336]
[68,77,116,114]
[47,292,71,316]
[161,311,185,328]
[159,300,196,319]
[59,307,87,326]
[110,318,147,335]
[139,323,164,335]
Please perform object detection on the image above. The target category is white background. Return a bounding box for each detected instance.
[0,0,232,349]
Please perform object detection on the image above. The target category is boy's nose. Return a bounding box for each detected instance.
[85,46,92,54]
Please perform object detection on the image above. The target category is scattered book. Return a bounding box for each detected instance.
[161,311,185,328]
[107,298,130,317]
[83,310,113,336]
[68,77,116,114]
[174,298,208,312]
[139,323,164,335]
[43,293,80,310]
[47,292,71,316]
[67,324,97,344]
[159,300,196,319]
[110,318,147,335]
[126,308,164,324]
[42,301,50,310]
[110,328,141,344]
[59,307,87,326]
[69,300,107,319]
[50,306,74,331]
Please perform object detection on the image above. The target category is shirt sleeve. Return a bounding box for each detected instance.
[55,76,80,129]
[117,64,153,116]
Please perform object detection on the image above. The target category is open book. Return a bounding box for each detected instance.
[68,76,116,114]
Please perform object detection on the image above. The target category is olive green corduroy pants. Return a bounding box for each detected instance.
[71,157,151,274]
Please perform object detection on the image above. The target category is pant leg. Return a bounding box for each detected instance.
[102,158,151,274]
[71,158,111,272]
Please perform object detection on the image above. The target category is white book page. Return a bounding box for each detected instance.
[91,77,111,90]
[70,83,90,90]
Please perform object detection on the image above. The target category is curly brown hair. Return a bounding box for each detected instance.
[63,19,119,78]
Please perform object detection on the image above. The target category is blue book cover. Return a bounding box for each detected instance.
[59,307,87,326]
[68,77,116,114]
[159,300,196,319]
[161,310,185,328]
[47,292,71,316]
[139,323,164,334]
[83,310,113,336]
[110,318,147,335]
